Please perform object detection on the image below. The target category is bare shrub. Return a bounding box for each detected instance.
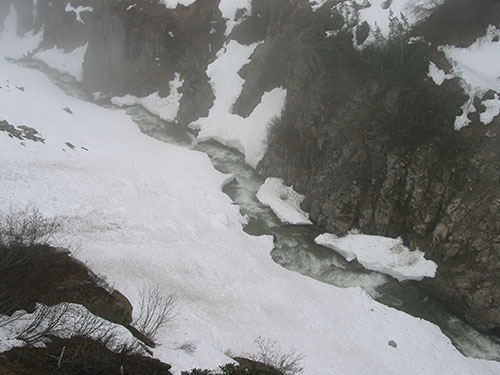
[0,205,61,248]
[175,339,198,354]
[133,285,177,344]
[0,246,31,275]
[0,294,23,328]
[250,337,305,375]
[16,303,70,344]
[71,307,115,339]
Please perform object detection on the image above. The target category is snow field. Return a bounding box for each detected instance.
[1,5,500,375]
[1,58,500,375]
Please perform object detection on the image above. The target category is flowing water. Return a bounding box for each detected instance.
[18,59,500,362]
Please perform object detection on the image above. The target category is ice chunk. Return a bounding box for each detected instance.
[257,178,312,225]
[315,232,437,281]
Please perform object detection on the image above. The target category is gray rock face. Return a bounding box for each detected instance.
[258,0,500,333]
[4,0,223,125]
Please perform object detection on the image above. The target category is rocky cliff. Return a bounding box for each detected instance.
[2,0,499,334]
[258,0,500,333]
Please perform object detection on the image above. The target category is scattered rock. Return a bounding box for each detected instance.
[15,85,24,91]
[0,120,45,143]
[65,141,75,149]
[63,107,73,114]
[388,340,397,348]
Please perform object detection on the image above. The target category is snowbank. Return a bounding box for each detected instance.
[315,232,438,281]
[256,178,312,225]
[438,25,500,129]
[0,6,42,59]
[112,73,183,122]
[33,43,88,81]
[191,40,287,168]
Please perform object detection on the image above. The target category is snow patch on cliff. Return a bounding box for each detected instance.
[318,0,443,45]
[438,25,500,129]
[219,0,252,36]
[357,0,443,38]
[428,61,452,86]
[65,3,93,24]
[0,6,42,59]
[160,0,197,8]
[257,178,312,225]
[112,73,184,122]
[33,43,88,81]
[315,232,438,281]
[191,40,287,168]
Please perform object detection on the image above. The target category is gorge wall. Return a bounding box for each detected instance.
[2,0,499,334]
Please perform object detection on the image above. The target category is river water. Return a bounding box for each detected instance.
[19,59,500,362]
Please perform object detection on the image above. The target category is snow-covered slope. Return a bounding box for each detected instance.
[1,55,500,375]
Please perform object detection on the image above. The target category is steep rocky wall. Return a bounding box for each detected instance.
[0,0,222,124]
[258,0,500,333]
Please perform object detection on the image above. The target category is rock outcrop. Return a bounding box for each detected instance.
[0,244,133,325]
[257,0,500,333]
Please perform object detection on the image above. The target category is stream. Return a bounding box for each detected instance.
[18,59,500,362]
